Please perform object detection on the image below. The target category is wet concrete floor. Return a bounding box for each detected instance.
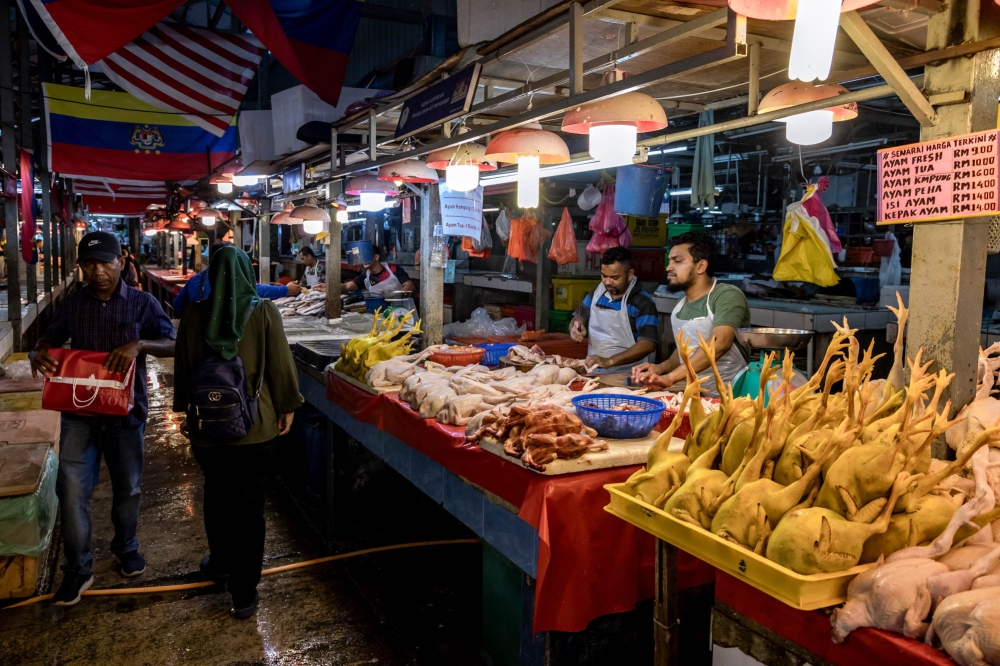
[0,358,484,666]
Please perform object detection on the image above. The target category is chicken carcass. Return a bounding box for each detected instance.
[927,589,1000,665]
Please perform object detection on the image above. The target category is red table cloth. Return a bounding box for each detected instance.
[326,373,715,634]
[715,572,954,665]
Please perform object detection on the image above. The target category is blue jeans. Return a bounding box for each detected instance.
[56,415,145,576]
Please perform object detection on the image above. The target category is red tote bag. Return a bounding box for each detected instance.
[42,348,136,417]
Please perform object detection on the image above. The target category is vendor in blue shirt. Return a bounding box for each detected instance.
[173,241,300,318]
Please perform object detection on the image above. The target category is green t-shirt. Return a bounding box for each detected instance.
[676,282,751,361]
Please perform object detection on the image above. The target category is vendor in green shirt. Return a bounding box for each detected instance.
[632,232,749,396]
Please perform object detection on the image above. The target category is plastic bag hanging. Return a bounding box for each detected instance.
[801,177,842,253]
[773,199,840,287]
[877,232,902,288]
[548,207,579,265]
[495,208,511,242]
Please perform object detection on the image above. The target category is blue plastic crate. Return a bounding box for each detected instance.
[572,394,665,440]
[476,343,517,367]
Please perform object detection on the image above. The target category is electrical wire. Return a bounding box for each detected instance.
[3,538,480,610]
[656,68,787,100]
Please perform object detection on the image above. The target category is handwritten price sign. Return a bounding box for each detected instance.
[877,129,1000,225]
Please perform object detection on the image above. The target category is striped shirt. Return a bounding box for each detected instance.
[40,280,176,428]
[573,284,660,346]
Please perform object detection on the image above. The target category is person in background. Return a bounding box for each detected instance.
[173,246,303,619]
[297,246,325,290]
[173,241,300,319]
[122,246,140,288]
[29,232,176,606]
[632,232,750,397]
[341,245,416,310]
[569,247,659,372]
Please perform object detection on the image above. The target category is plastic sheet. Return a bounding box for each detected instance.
[325,373,715,633]
[715,572,953,666]
[0,449,58,557]
[443,307,526,339]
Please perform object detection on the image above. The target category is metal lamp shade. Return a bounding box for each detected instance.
[377,159,439,183]
[758,81,858,121]
[561,92,668,134]
[288,203,331,224]
[425,142,497,171]
[345,175,398,196]
[483,128,571,165]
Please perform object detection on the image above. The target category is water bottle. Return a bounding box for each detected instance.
[430,224,448,268]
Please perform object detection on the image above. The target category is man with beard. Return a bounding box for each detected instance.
[569,247,659,372]
[632,232,748,396]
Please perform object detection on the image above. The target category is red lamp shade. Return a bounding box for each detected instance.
[288,202,331,224]
[561,91,668,134]
[758,81,858,121]
[345,175,399,196]
[270,202,295,225]
[483,127,570,165]
[377,159,439,183]
[426,142,497,171]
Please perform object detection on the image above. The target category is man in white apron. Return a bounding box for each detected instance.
[569,247,659,373]
[632,232,749,397]
[297,246,326,291]
[341,246,417,311]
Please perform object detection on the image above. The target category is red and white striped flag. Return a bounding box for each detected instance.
[98,23,265,137]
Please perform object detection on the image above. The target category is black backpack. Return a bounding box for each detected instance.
[186,303,264,439]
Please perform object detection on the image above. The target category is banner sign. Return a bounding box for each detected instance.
[394,64,481,140]
[439,185,483,238]
[877,129,1000,225]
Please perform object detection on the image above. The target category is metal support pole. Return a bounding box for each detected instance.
[330,128,338,169]
[569,2,585,96]
[907,0,1000,458]
[368,109,377,162]
[1,1,22,348]
[654,540,679,666]
[259,200,271,284]
[326,209,341,319]
[231,209,242,249]
[38,52,51,296]
[420,185,443,346]
[17,10,34,309]
[535,213,551,331]
[747,42,760,116]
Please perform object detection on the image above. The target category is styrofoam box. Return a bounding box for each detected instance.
[879,285,908,309]
[271,86,391,157]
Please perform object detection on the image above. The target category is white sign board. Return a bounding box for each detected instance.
[439,185,484,238]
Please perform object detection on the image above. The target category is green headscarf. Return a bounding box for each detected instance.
[204,246,259,360]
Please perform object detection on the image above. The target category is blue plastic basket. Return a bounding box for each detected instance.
[475,343,517,367]
[572,394,665,440]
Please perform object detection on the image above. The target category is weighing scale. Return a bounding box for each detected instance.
[732,328,814,403]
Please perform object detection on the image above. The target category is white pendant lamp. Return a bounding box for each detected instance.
[216,181,233,194]
[336,209,349,223]
[444,164,480,192]
[346,176,397,212]
[561,70,668,166]
[288,200,331,235]
[788,0,841,82]
[231,174,259,187]
[428,136,496,192]
[758,82,858,146]
[484,124,569,209]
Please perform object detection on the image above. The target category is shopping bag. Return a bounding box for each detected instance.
[41,348,135,417]
[772,201,840,287]
[548,207,580,265]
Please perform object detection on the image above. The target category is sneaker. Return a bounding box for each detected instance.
[230,592,259,620]
[52,573,94,606]
[199,554,230,584]
[113,551,147,578]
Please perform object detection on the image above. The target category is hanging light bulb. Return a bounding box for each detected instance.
[360,192,387,212]
[517,155,540,209]
[445,164,480,192]
[143,227,158,236]
[302,219,324,234]
[231,175,259,187]
[216,181,233,194]
[199,215,216,228]
[589,125,639,165]
[789,0,841,82]
[336,209,349,223]
[784,109,835,145]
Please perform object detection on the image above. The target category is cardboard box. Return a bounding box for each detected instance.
[0,410,60,455]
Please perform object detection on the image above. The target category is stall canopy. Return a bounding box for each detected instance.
[72,178,171,216]
[43,83,237,182]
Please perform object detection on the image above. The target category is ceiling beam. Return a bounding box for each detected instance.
[593,8,869,65]
[840,10,936,126]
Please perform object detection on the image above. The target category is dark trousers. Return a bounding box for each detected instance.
[192,443,272,605]
[57,415,145,576]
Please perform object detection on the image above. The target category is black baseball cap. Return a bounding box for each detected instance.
[77,231,123,264]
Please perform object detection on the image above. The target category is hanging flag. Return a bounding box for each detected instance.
[74,178,168,216]
[21,0,183,69]
[226,0,362,106]
[19,149,35,264]
[99,23,264,137]
[44,83,237,183]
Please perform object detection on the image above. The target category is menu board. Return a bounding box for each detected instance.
[877,129,1000,225]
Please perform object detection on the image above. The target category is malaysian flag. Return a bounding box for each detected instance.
[99,23,265,137]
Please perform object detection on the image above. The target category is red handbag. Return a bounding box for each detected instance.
[41,348,136,417]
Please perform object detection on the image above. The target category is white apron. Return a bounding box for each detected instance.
[303,264,322,287]
[588,277,655,373]
[365,265,416,311]
[670,279,747,397]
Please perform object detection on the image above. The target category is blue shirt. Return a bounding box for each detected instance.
[40,280,177,428]
[172,269,290,318]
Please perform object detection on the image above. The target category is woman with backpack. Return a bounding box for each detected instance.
[173,245,303,619]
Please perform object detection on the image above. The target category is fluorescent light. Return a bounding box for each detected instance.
[216,181,233,194]
[517,155,540,208]
[346,204,363,212]
[789,0,840,82]
[483,207,500,212]
[480,158,604,186]
[589,125,637,165]
[670,189,692,196]
[348,217,366,222]
[647,146,689,156]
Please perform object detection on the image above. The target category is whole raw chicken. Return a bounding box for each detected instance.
[927,589,1000,666]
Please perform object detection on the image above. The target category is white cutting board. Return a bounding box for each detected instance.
[479,432,685,475]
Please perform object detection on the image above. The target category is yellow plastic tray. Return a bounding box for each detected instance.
[605,482,873,610]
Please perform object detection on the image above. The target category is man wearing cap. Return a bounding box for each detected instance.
[29,232,177,606]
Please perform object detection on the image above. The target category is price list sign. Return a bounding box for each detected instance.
[877,129,1000,225]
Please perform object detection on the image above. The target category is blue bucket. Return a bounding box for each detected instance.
[363,293,385,313]
[346,240,374,266]
[615,165,669,218]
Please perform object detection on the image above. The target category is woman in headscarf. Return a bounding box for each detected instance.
[173,246,303,619]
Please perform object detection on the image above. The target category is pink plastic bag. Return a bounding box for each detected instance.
[587,185,632,253]
[802,177,842,253]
